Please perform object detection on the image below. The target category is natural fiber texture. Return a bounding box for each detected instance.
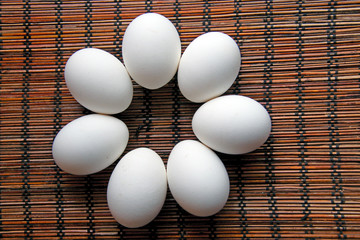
[1,0,360,239]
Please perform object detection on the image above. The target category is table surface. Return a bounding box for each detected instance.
[1,0,360,239]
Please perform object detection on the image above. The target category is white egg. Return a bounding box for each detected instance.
[122,13,181,89]
[65,48,133,114]
[52,114,129,175]
[192,95,271,155]
[178,32,241,103]
[107,148,167,228]
[167,140,229,217]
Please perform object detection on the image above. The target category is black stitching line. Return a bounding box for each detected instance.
[265,148,278,239]
[236,167,249,240]
[54,1,63,134]
[134,125,143,139]
[203,0,211,33]
[148,226,157,239]
[83,2,95,238]
[145,0,152,12]
[233,0,242,94]
[22,0,32,238]
[142,89,152,143]
[209,216,217,239]
[263,0,273,111]
[177,207,187,240]
[54,0,64,238]
[85,176,95,239]
[0,0,2,235]
[85,0,92,47]
[0,1,3,238]
[114,0,122,60]
[172,0,181,146]
[172,5,185,234]
[143,0,153,134]
[171,0,186,222]
[264,0,279,238]
[141,2,157,237]
[113,1,125,236]
[140,0,153,142]
[142,91,154,235]
[295,1,313,239]
[327,1,346,239]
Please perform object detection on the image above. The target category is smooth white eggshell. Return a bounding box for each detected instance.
[167,140,229,217]
[178,32,241,103]
[122,13,181,89]
[107,148,167,228]
[65,48,133,114]
[52,114,129,175]
[192,95,271,155]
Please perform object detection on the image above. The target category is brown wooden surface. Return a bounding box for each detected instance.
[1,0,360,239]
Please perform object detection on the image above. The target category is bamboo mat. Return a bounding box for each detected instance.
[1,0,360,239]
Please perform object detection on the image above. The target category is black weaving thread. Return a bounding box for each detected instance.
[141,1,153,135]
[263,1,279,238]
[114,0,122,60]
[148,223,157,239]
[233,0,242,94]
[142,90,152,142]
[236,167,249,240]
[54,0,65,238]
[203,0,211,33]
[113,2,125,237]
[85,0,92,47]
[295,1,313,238]
[143,1,156,237]
[233,2,248,228]
[145,0,152,12]
[85,176,95,239]
[176,208,187,240]
[173,3,186,237]
[85,177,96,239]
[172,2,181,145]
[141,1,153,143]
[146,218,159,240]
[143,0,153,140]
[22,0,32,238]
[327,1,346,239]
[83,2,95,238]
[208,216,217,239]
[54,1,63,135]
[202,2,216,238]
[0,1,2,237]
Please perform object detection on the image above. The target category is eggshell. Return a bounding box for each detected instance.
[52,114,129,175]
[107,148,167,228]
[122,13,181,89]
[178,32,241,103]
[167,140,229,217]
[192,95,271,155]
[65,48,133,114]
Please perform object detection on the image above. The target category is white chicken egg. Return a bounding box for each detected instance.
[192,95,271,155]
[52,114,129,175]
[107,148,167,228]
[65,48,133,114]
[178,32,241,103]
[122,12,181,89]
[167,140,229,217]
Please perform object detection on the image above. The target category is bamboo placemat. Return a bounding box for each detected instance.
[1,0,360,239]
